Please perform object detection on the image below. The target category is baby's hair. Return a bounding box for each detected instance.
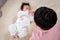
[21,2,30,10]
[34,7,57,30]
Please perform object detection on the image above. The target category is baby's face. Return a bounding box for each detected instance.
[23,5,30,11]
[23,5,34,15]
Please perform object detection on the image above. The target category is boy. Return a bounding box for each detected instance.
[30,7,60,40]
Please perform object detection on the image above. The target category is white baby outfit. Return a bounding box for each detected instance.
[8,11,31,38]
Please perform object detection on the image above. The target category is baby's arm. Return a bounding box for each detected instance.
[17,11,26,21]
[19,16,24,21]
[30,10,35,23]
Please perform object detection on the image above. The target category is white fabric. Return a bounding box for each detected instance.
[17,11,29,18]
[8,11,31,38]
[30,14,34,22]
[8,24,17,36]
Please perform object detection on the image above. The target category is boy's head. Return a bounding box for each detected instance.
[34,7,57,30]
[21,2,31,11]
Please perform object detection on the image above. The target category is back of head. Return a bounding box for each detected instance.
[34,7,57,30]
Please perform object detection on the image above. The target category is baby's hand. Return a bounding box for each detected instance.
[20,16,24,20]
[30,10,35,16]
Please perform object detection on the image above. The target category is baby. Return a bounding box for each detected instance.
[8,2,34,40]
[15,10,30,38]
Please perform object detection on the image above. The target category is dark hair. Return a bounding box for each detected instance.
[34,7,57,30]
[21,2,30,10]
